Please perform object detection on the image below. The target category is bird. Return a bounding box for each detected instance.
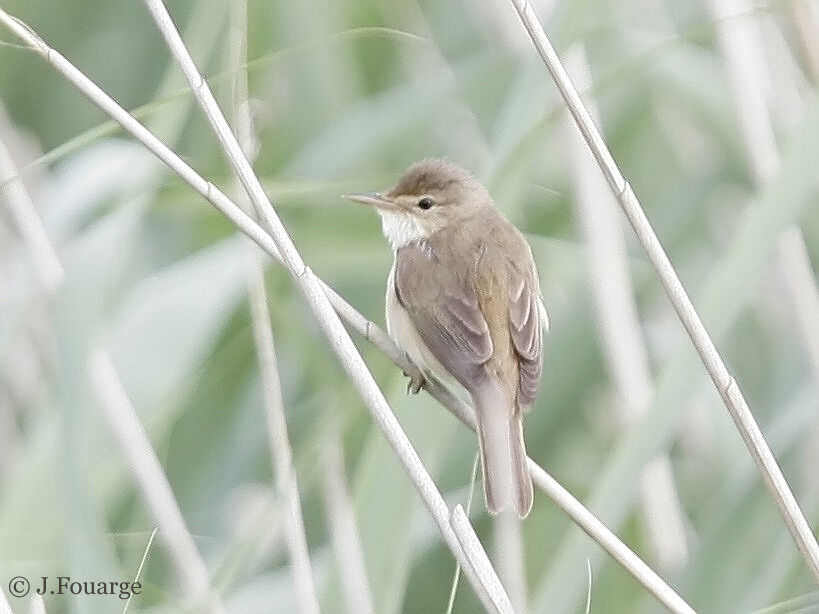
[345,158,548,518]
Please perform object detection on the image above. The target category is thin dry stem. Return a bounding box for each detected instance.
[757,16,808,132]
[526,460,694,613]
[778,231,819,386]
[0,387,17,480]
[140,0,511,608]
[0,108,57,465]
[229,7,320,612]
[787,0,819,83]
[247,256,321,614]
[563,46,688,570]
[0,111,64,294]
[228,0,258,162]
[710,1,819,579]
[0,586,12,614]
[509,0,819,583]
[320,428,377,614]
[0,8,692,609]
[450,505,514,614]
[88,349,224,613]
[28,594,46,614]
[0,67,220,612]
[447,454,481,614]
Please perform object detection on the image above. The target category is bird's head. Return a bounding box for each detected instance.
[345,158,491,250]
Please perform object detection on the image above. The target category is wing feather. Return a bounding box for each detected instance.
[394,224,545,410]
[395,245,492,386]
[507,259,543,410]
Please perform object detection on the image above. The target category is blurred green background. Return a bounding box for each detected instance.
[1,0,818,612]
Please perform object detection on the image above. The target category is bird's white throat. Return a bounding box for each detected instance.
[378,209,427,250]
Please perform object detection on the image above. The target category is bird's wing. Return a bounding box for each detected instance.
[395,228,545,409]
[507,257,543,410]
[394,243,493,387]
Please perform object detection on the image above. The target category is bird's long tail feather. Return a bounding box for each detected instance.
[474,381,533,518]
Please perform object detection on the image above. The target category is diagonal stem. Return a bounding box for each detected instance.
[450,505,514,614]
[139,0,509,609]
[562,45,689,571]
[320,427,377,614]
[247,257,321,614]
[0,586,14,614]
[0,111,64,294]
[0,54,224,610]
[89,350,225,612]
[0,9,693,611]
[508,0,819,583]
[228,7,320,611]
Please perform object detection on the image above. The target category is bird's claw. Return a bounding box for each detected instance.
[403,369,426,394]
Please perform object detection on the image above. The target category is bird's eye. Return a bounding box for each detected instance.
[418,197,434,210]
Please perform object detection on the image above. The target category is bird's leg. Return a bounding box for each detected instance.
[402,363,426,395]
[406,373,425,394]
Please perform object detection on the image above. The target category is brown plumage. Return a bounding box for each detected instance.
[346,159,547,517]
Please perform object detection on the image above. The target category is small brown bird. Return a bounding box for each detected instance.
[346,159,548,518]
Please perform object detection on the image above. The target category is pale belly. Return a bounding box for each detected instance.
[385,262,453,386]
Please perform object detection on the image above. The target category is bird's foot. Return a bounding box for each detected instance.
[403,369,426,394]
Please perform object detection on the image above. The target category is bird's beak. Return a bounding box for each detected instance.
[343,192,398,211]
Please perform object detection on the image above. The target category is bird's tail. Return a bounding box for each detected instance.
[473,380,533,518]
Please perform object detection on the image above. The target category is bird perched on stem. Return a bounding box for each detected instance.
[346,159,548,518]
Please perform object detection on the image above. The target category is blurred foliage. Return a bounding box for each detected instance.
[1,0,818,612]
